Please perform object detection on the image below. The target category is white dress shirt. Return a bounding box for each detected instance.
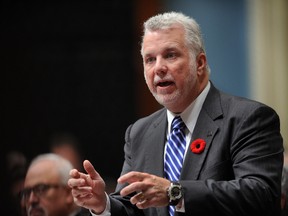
[166,82,210,212]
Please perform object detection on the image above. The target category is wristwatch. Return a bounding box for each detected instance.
[167,181,183,206]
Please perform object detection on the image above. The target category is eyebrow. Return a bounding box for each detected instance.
[144,46,180,57]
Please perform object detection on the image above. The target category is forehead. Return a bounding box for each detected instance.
[24,160,61,187]
[142,26,187,55]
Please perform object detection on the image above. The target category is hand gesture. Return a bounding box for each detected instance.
[68,160,107,214]
[118,171,171,209]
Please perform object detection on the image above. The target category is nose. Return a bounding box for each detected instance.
[154,57,168,76]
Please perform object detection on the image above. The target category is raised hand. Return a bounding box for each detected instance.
[68,160,107,214]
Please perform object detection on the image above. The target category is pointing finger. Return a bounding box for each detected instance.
[83,160,100,180]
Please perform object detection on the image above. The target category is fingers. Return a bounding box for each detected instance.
[118,172,153,197]
[71,186,93,198]
[120,182,146,197]
[71,185,94,209]
[68,160,99,183]
[131,191,159,209]
[118,171,171,209]
[68,161,98,189]
[83,160,100,180]
[131,192,146,205]
[67,160,107,213]
[70,168,81,178]
[118,171,148,184]
[135,194,156,209]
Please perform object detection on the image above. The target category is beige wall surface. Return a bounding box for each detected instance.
[248,0,288,150]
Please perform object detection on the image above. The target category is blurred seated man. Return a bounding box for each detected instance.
[6,151,28,216]
[21,153,89,216]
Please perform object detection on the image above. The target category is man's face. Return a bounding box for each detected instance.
[142,25,201,113]
[23,160,70,216]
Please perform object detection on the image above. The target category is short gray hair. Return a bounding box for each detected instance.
[29,153,73,185]
[141,11,210,74]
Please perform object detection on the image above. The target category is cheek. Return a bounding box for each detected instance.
[174,65,191,82]
[42,195,67,212]
[169,61,189,78]
[144,70,153,85]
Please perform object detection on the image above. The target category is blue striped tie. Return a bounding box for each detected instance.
[164,116,186,216]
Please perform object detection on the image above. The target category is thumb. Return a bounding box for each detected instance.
[83,160,100,180]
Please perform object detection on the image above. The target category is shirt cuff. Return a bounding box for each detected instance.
[89,193,111,216]
[175,198,185,213]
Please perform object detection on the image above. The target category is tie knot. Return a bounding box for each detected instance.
[171,116,185,131]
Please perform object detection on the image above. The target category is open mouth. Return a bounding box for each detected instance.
[157,81,174,87]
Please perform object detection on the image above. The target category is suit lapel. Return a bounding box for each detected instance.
[144,110,167,177]
[181,111,219,180]
[144,110,170,215]
[181,83,223,180]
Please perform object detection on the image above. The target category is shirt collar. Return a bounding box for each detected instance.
[167,81,211,134]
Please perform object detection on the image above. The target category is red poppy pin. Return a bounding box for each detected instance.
[190,139,206,154]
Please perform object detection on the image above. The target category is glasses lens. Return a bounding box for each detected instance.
[22,184,57,201]
[34,184,50,196]
[21,188,31,200]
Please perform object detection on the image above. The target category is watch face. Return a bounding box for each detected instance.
[169,184,182,200]
[171,186,181,197]
[168,183,183,205]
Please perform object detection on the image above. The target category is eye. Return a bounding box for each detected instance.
[21,188,32,198]
[166,52,177,59]
[145,56,156,64]
[34,184,50,194]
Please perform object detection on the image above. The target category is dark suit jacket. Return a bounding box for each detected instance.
[109,83,283,216]
[76,207,92,216]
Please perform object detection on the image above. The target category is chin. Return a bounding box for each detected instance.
[154,92,181,107]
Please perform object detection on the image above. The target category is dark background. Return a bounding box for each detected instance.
[1,0,136,179]
[0,1,162,214]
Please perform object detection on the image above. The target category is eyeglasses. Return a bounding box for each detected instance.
[21,183,64,201]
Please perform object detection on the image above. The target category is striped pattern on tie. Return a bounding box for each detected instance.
[164,116,186,216]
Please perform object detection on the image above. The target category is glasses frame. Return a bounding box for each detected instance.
[21,183,65,201]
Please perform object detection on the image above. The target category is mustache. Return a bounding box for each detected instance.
[27,205,45,216]
[153,75,174,85]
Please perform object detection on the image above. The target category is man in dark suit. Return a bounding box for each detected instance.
[68,12,283,215]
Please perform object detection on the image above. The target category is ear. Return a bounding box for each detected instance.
[196,52,207,75]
